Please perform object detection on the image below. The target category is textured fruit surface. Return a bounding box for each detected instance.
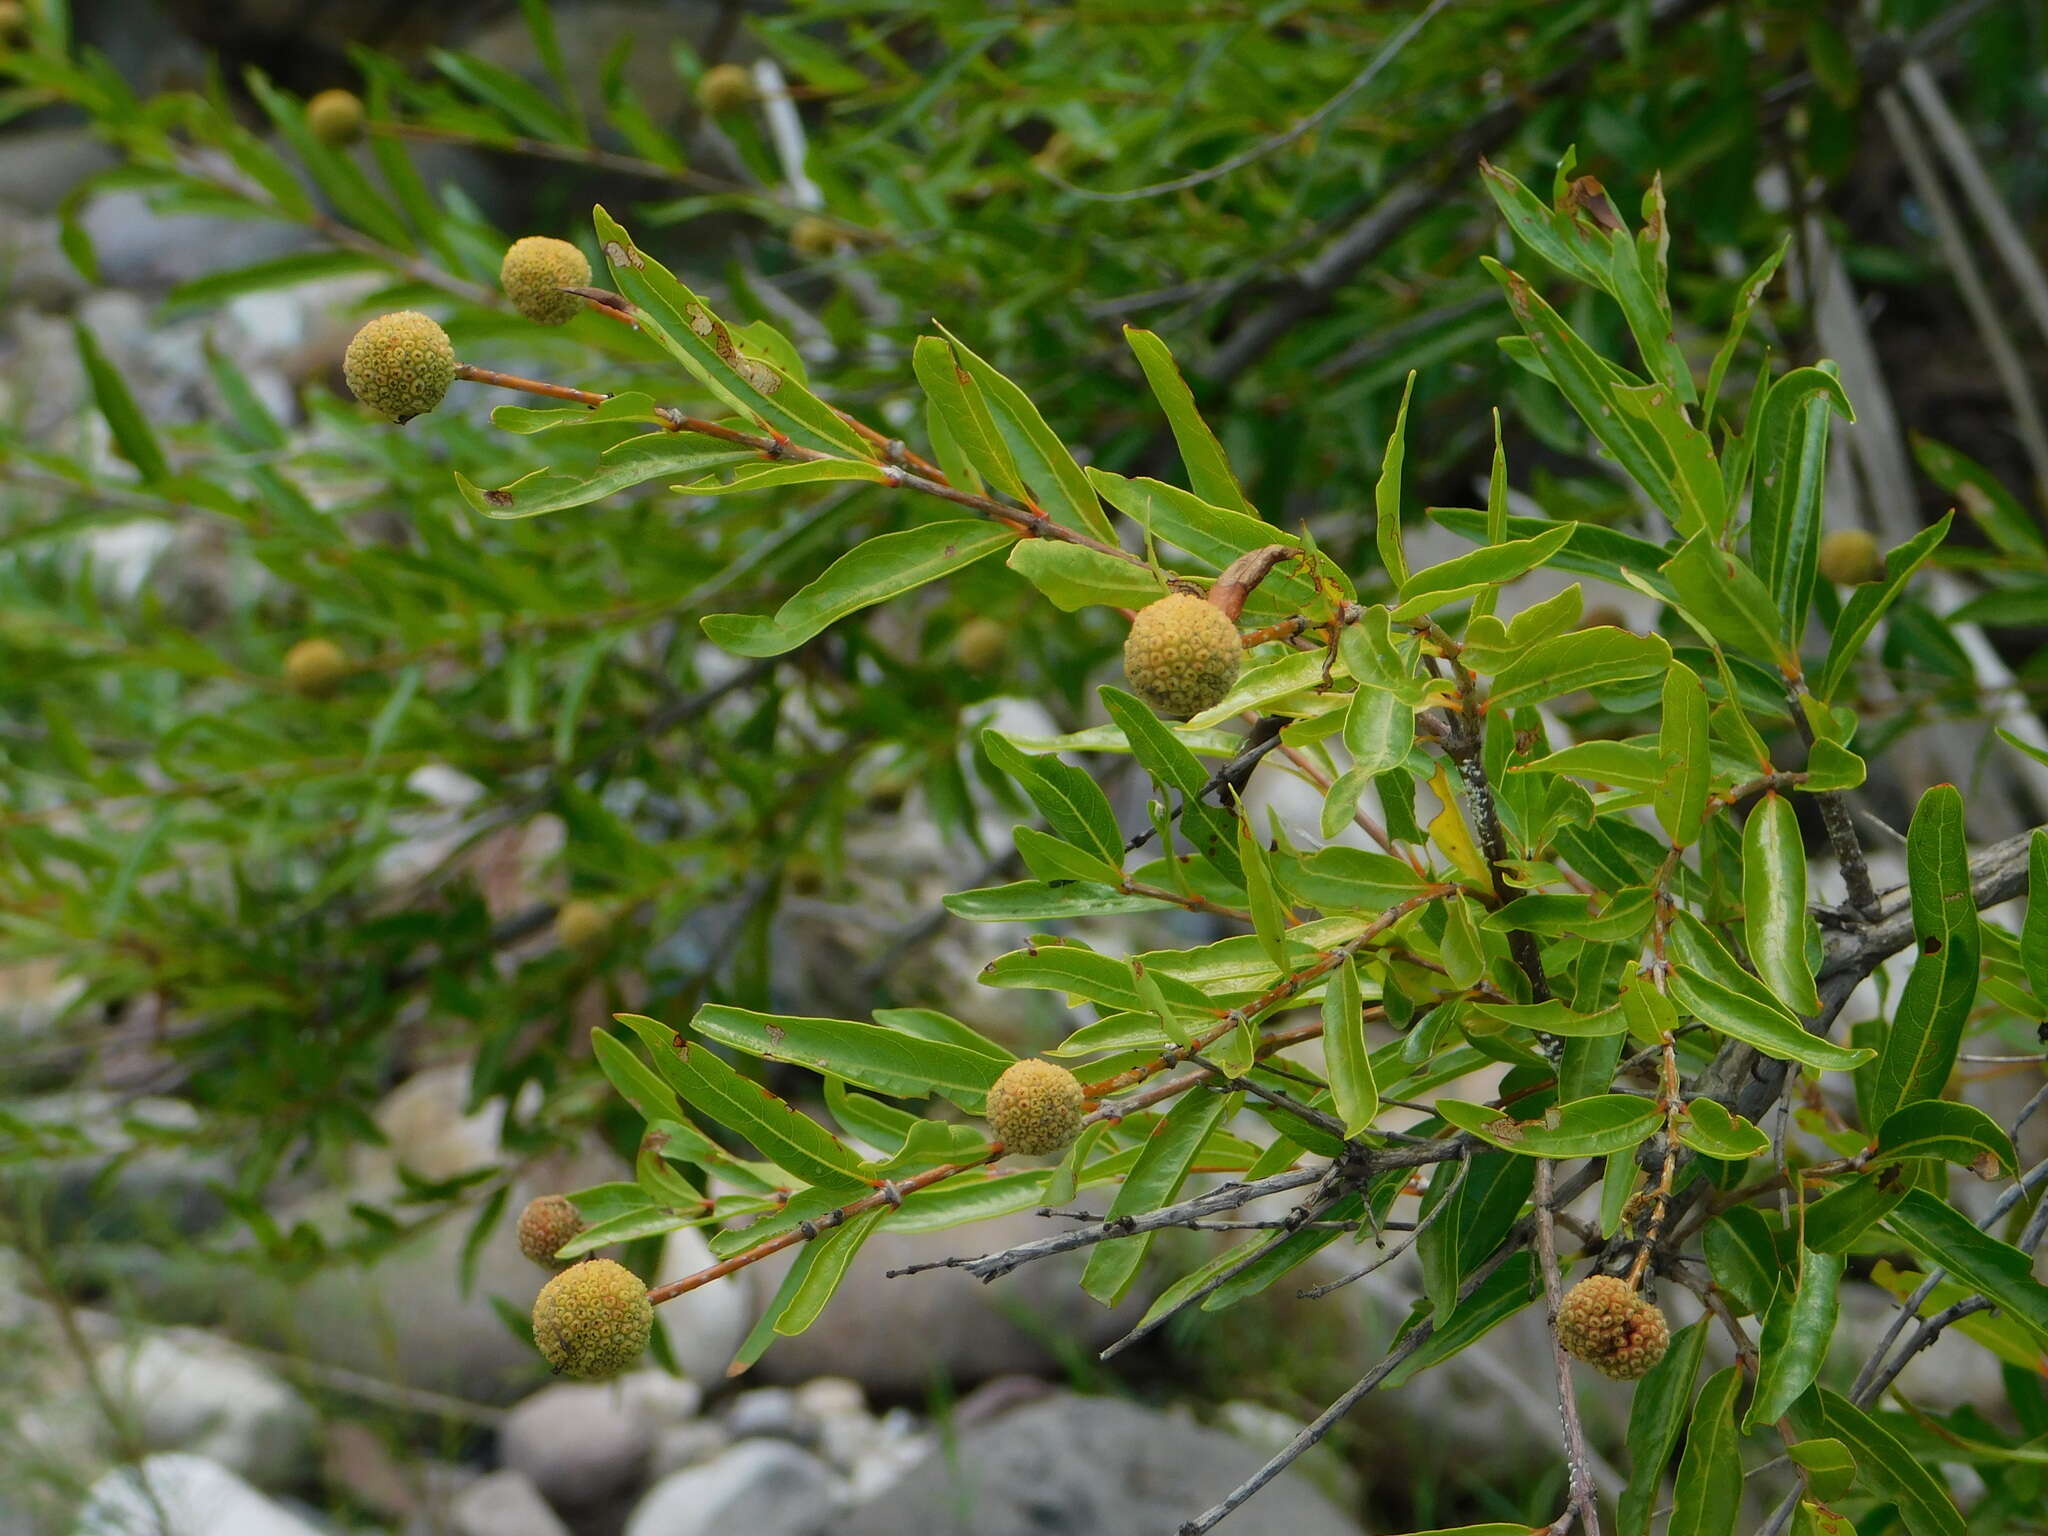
[953,617,1006,674]
[517,1195,586,1268]
[1818,529,1883,586]
[501,236,592,326]
[1123,593,1241,717]
[696,62,754,114]
[985,1059,1085,1157]
[532,1259,651,1379]
[1556,1275,1671,1380]
[555,899,608,952]
[790,216,838,259]
[283,638,347,697]
[343,312,455,423]
[306,88,364,146]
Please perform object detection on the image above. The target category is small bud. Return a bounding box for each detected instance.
[790,216,839,260]
[283,637,348,698]
[1818,529,1884,587]
[985,1059,1085,1158]
[554,898,609,953]
[517,1195,587,1269]
[306,88,365,147]
[1123,592,1242,718]
[1557,1274,1670,1380]
[531,1259,652,1379]
[343,311,456,423]
[500,236,593,327]
[696,62,755,115]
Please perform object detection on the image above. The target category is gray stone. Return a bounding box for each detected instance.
[447,1471,570,1536]
[836,1393,1363,1536]
[623,1440,836,1536]
[749,1211,1144,1393]
[74,1454,325,1536]
[96,1330,316,1490]
[723,1387,814,1446]
[647,1421,731,1480]
[498,1380,654,1511]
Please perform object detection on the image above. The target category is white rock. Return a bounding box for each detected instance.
[648,1422,730,1479]
[74,1455,325,1536]
[96,1331,316,1489]
[446,1470,569,1536]
[498,1379,653,1510]
[653,1226,753,1386]
[723,1387,811,1445]
[791,1377,865,1420]
[624,1440,837,1536]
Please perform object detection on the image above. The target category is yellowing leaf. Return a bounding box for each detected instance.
[1426,764,1491,887]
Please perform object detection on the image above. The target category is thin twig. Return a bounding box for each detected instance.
[1535,1158,1603,1536]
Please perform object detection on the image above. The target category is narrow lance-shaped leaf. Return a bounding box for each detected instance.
[1867,784,1978,1127]
[1237,818,1291,975]
[1749,366,1853,642]
[1376,371,1416,587]
[1744,793,1820,1015]
[1668,966,1872,1072]
[1815,512,1951,702]
[1081,1089,1241,1305]
[1618,1317,1712,1536]
[1470,410,1511,624]
[1745,1247,1842,1430]
[2022,828,2048,1006]
[1125,327,1252,515]
[1322,956,1376,1138]
[1668,1367,1742,1536]
[1663,532,1799,675]
[1789,1390,1965,1536]
[1655,661,1711,847]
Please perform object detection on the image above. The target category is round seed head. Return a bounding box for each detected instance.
[953,617,1007,675]
[985,1058,1085,1158]
[532,1259,651,1379]
[501,236,593,327]
[517,1195,587,1269]
[283,637,348,697]
[1818,529,1884,587]
[343,311,455,423]
[555,898,609,953]
[1557,1275,1670,1381]
[696,62,755,114]
[306,88,364,146]
[1123,592,1241,717]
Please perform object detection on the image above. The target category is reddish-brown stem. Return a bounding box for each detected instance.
[454,364,607,406]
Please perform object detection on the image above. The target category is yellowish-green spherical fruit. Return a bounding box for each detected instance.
[283,637,348,697]
[1556,1275,1670,1381]
[501,236,592,327]
[306,88,364,147]
[517,1195,587,1269]
[555,898,609,953]
[1818,529,1884,587]
[953,617,1006,675]
[531,1258,652,1379]
[343,311,455,423]
[696,62,755,115]
[985,1058,1085,1158]
[790,216,839,260]
[1123,592,1241,718]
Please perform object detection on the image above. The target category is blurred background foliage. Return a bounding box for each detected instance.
[0,0,2046,1516]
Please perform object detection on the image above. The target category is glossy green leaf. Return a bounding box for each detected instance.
[1286,847,1438,912]
[1867,784,1979,1127]
[2023,829,2048,1006]
[1005,540,1165,612]
[457,436,757,519]
[1788,1438,1856,1504]
[1744,793,1820,1015]
[1238,820,1291,975]
[1487,628,1672,711]
[982,730,1124,871]
[1435,1094,1660,1157]
[1749,366,1852,642]
[1430,507,1676,601]
[1656,662,1712,847]
[1815,513,1951,701]
[912,334,1027,503]
[1391,524,1575,619]
[1669,966,1872,1071]
[704,522,1012,657]
[1872,1100,2018,1177]
[1466,998,1629,1037]
[670,1007,1008,1105]
[1702,235,1789,424]
[1789,1390,1964,1536]
[74,323,167,483]
[1663,532,1797,673]
[1081,1089,1240,1305]
[1376,371,1416,587]
[1803,1174,1906,1254]
[1883,1189,2048,1346]
[1322,956,1376,1137]
[1746,1247,1842,1430]
[1097,687,1242,883]
[1618,1317,1712,1536]
[1668,1366,1742,1536]
[1677,1097,1770,1160]
[1125,327,1251,514]
[943,881,1169,921]
[1703,1205,1780,1316]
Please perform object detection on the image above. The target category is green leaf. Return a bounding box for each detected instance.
[456,436,756,519]
[913,335,1026,503]
[589,1027,683,1122]
[1872,1100,2018,1177]
[1614,381,1724,537]
[981,941,1213,1017]
[594,207,871,458]
[934,323,1115,544]
[1749,366,1852,641]
[1787,1439,1856,1504]
[1286,847,1437,913]
[1867,784,1979,1127]
[1815,513,1951,701]
[1391,524,1575,620]
[74,323,167,483]
[1125,327,1251,515]
[1789,1390,1964,1536]
[1430,507,1674,601]
[1090,470,1345,617]
[1618,1318,1712,1536]
[1382,1251,1537,1386]
[1375,371,1416,587]
[1803,1174,1906,1254]
[942,881,1170,921]
[1703,237,1788,424]
[2024,829,2048,1005]
[1480,159,1605,287]
[1081,1089,1239,1305]
[981,730,1124,870]
[704,521,1012,657]
[1435,1095,1661,1157]
[1746,1247,1842,1430]
[1669,967,1872,1071]
[670,1007,1007,1106]
[1663,532,1798,673]
[1341,684,1415,784]
[1668,1367,1742,1536]
[1910,433,2044,558]
[775,1207,890,1336]
[1677,1098,1770,1160]
[1487,627,1672,711]
[1467,999,1629,1037]
[1882,1189,2048,1347]
[1097,687,1242,883]
[1006,540,1164,612]
[1744,793,1820,1015]
[1655,662,1712,847]
[1322,957,1376,1137]
[1517,741,1667,793]
[1237,821,1291,975]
